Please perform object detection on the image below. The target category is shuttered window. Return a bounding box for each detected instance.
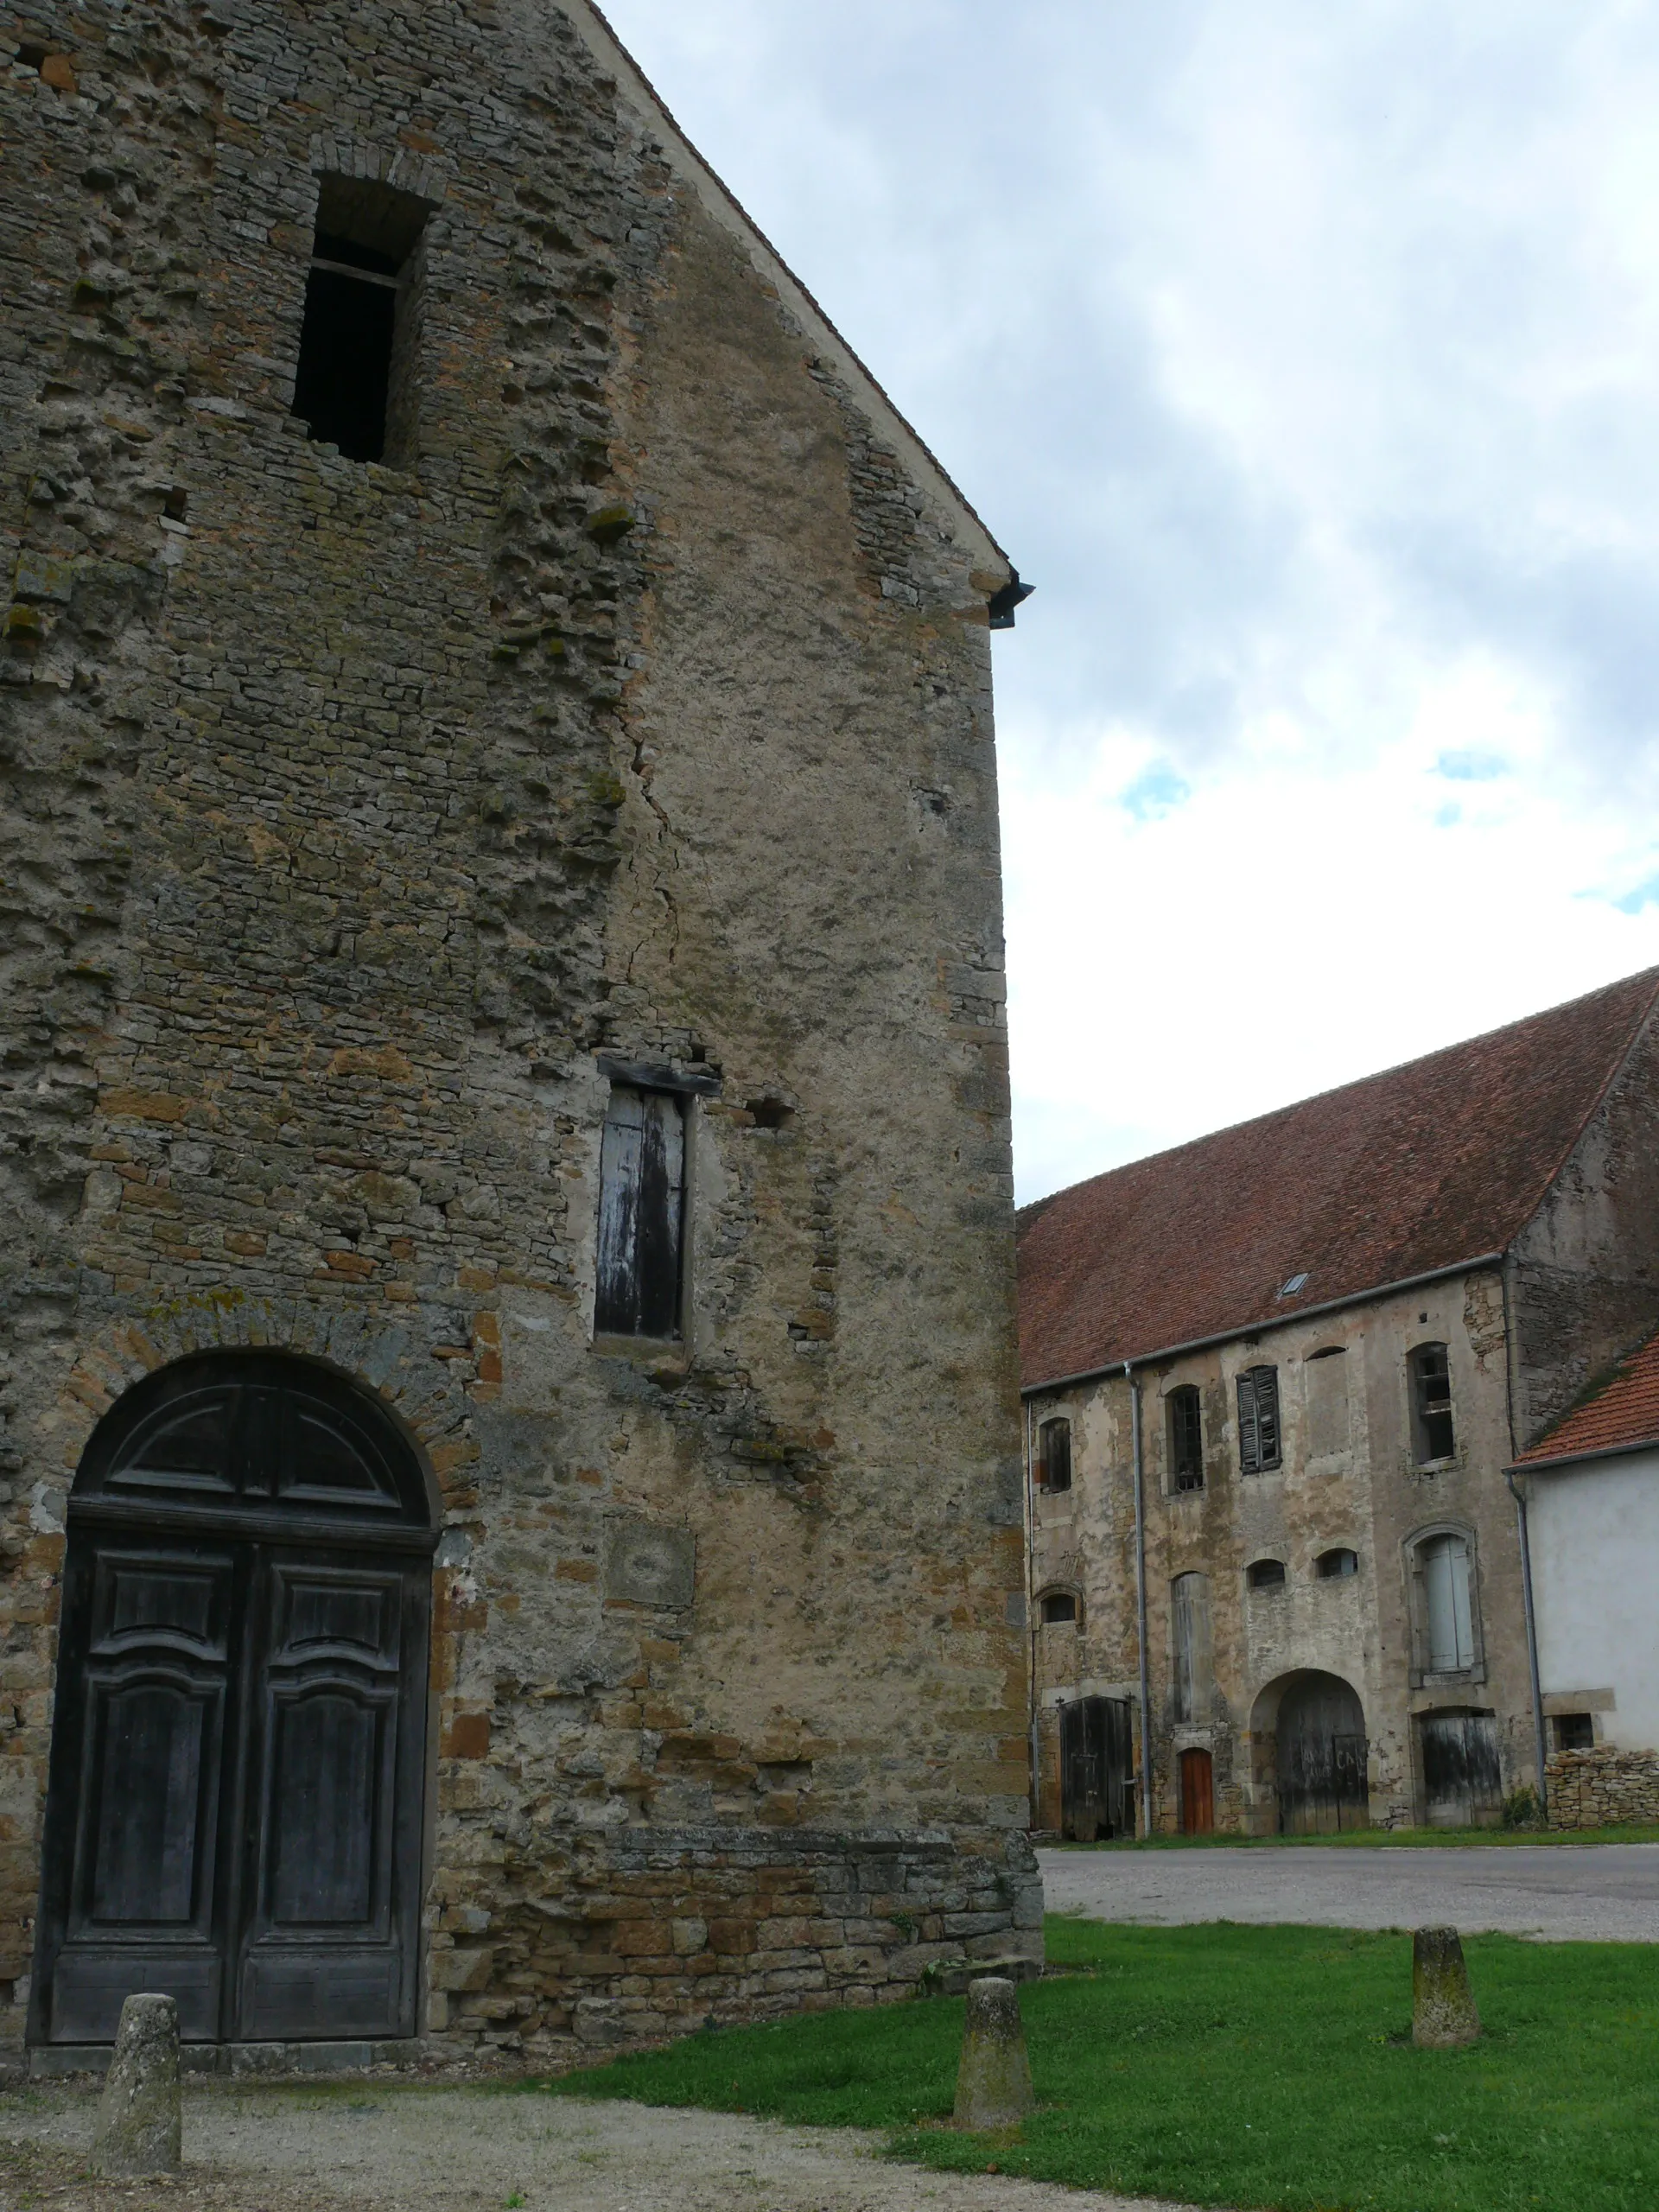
[1236,1364,1281,1474]
[594,1085,685,1339]
[1421,1533,1476,1672]
[1409,1343,1455,1463]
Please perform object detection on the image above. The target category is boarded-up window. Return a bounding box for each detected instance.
[594,1086,685,1340]
[1236,1365,1281,1474]
[1167,1387,1204,1493]
[1172,1571,1212,1722]
[1306,1345,1349,1458]
[1421,1532,1476,1672]
[1038,1417,1072,1494]
[1409,1343,1455,1463]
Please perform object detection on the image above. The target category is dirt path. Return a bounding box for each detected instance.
[2,2078,1204,2212]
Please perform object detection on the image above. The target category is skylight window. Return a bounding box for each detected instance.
[1279,1272,1309,1298]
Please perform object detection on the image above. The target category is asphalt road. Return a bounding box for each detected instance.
[1038,1841,1659,1942]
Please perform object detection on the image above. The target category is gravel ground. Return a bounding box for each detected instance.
[0,2078,1207,2212]
[1039,1840,1659,1941]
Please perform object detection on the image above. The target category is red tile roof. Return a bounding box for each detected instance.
[1515,1329,1659,1466]
[1019,969,1659,1389]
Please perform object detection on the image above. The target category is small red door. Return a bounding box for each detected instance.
[1180,1747,1215,1835]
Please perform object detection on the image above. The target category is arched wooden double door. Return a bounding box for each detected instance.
[30,1355,436,2047]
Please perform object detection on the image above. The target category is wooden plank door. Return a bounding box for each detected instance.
[36,1542,242,2043]
[233,1548,429,2040]
[1179,1747,1214,1834]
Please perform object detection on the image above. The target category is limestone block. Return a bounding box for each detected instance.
[1412,1927,1481,2048]
[92,1993,181,2177]
[953,1975,1033,2129]
[604,1519,696,1610]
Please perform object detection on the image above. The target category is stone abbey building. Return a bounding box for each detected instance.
[1020,972,1659,1839]
[0,1,1039,2064]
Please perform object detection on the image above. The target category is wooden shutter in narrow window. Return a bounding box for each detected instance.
[1255,1366,1281,1468]
[1236,1371,1260,1473]
[595,1087,684,1338]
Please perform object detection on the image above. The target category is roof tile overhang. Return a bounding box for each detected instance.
[1020,967,1659,1392]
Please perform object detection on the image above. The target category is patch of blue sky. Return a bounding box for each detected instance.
[1611,874,1659,915]
[1435,751,1510,782]
[1121,764,1192,821]
[1435,803,1462,828]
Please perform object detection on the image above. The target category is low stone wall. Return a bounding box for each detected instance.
[1545,1746,1659,1829]
[429,1826,1046,2063]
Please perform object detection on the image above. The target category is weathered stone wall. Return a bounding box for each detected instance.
[1545,1746,1659,1831]
[0,0,1035,2063]
[1029,1271,1534,1834]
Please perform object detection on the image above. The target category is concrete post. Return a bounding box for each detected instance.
[92,1993,183,2177]
[1412,1927,1482,2049]
[953,1974,1034,2130]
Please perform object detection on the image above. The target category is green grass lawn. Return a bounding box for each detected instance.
[544,1917,1659,2212]
[1047,1821,1659,1850]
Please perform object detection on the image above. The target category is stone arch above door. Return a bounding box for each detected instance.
[29,1351,439,2050]
[1250,1669,1370,1835]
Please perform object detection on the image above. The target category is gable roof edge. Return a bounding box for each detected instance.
[1503,969,1659,1258]
[563,1,1014,580]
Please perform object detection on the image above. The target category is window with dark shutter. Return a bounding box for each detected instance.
[1038,1417,1072,1494]
[594,1085,685,1340]
[1167,1387,1204,1492]
[1236,1364,1281,1474]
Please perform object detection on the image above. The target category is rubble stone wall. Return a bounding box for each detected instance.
[0,0,1033,2063]
[1545,1746,1659,1831]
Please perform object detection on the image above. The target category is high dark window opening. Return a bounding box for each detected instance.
[1167,1386,1204,1492]
[1554,1713,1595,1751]
[1247,1557,1287,1591]
[1409,1342,1455,1463]
[1040,1591,1078,1625]
[291,178,430,466]
[1236,1363,1281,1473]
[1037,1416,1072,1495]
[1317,1547,1360,1580]
[595,1085,686,1340]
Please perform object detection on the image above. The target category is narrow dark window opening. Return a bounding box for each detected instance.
[291,178,430,466]
[1040,1592,1078,1625]
[1038,1417,1072,1495]
[594,1084,685,1341]
[1409,1342,1455,1463]
[1167,1386,1204,1493]
[1246,1558,1287,1591]
[1317,1547,1359,1580]
[1236,1364,1281,1474]
[1553,1713,1594,1751]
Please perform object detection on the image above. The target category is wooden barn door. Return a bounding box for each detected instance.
[1276,1674,1370,1835]
[32,1357,435,2048]
[1420,1710,1503,1828]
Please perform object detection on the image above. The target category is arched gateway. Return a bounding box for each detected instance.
[30,1354,436,2049]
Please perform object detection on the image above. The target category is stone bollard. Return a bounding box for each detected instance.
[92,1993,183,2177]
[1412,1927,1482,2049]
[953,1974,1034,2130]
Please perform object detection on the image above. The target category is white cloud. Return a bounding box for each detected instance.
[596,0,1659,1199]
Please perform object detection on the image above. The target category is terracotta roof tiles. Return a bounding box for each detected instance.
[1515,1329,1659,1466]
[1018,969,1659,1389]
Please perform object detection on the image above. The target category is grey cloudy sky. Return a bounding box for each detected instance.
[598,0,1659,1203]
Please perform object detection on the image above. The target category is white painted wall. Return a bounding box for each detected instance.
[1528,1449,1659,1750]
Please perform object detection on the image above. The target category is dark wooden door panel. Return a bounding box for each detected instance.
[232,1553,424,2040]
[50,1948,221,2044]
[238,1951,402,2042]
[35,1356,435,2049]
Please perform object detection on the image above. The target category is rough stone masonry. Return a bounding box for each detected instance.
[0,0,1040,2063]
